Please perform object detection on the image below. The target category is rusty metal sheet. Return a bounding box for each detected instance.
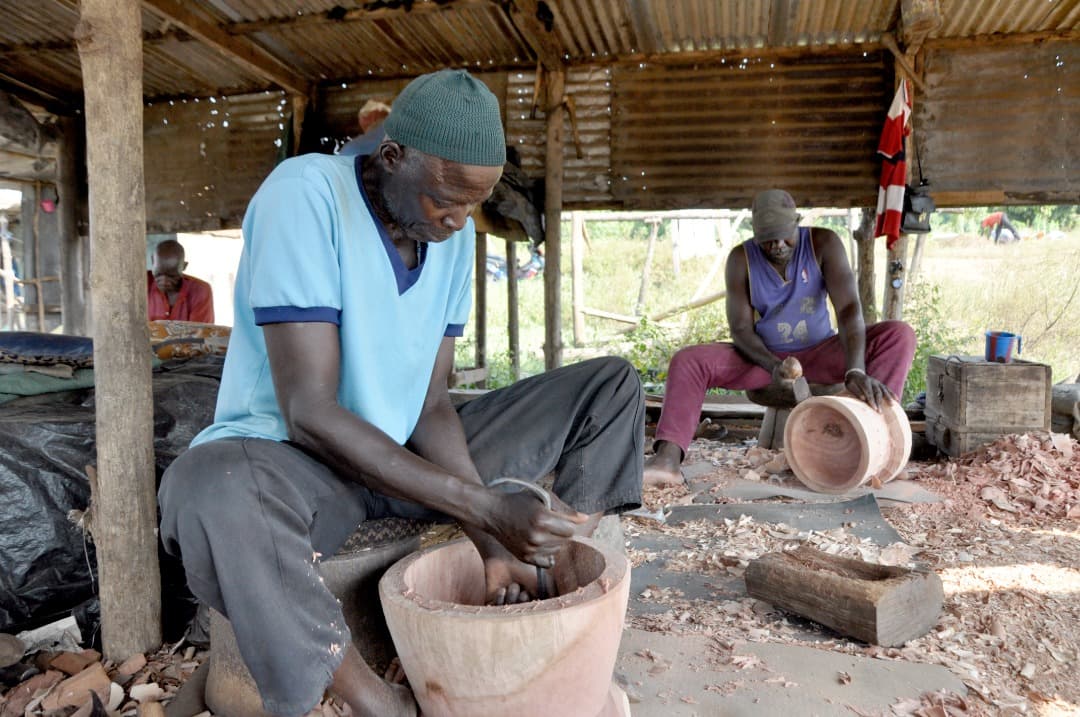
[917,40,1079,205]
[610,51,891,210]
[143,92,284,232]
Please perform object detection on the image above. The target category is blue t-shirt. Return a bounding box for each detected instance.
[193,153,473,447]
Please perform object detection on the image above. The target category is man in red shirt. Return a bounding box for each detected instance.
[147,239,214,323]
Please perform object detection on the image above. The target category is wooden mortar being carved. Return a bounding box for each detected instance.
[784,393,912,493]
[379,537,631,717]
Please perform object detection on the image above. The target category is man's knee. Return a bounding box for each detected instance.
[159,441,260,546]
[588,356,643,405]
[870,321,916,359]
[667,344,702,374]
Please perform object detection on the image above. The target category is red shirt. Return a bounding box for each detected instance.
[147,271,215,323]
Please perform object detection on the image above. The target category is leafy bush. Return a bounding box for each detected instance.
[902,280,964,405]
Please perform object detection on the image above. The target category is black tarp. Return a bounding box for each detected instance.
[0,356,223,635]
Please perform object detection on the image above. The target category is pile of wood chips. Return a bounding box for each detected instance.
[912,432,1080,521]
[0,642,205,717]
[0,643,361,717]
[632,431,1080,716]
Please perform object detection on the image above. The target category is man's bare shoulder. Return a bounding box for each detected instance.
[809,226,843,248]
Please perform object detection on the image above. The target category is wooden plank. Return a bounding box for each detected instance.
[76,0,161,659]
[645,394,766,419]
[745,545,943,647]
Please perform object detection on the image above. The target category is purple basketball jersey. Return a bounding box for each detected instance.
[744,227,835,351]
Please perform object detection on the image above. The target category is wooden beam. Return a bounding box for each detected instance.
[651,290,725,323]
[141,0,310,96]
[229,0,498,34]
[880,33,926,93]
[506,0,566,71]
[746,545,943,647]
[543,70,565,370]
[75,0,161,659]
[924,28,1080,51]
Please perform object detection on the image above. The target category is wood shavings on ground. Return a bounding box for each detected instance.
[629,430,1080,717]
[913,433,1080,521]
[0,641,206,717]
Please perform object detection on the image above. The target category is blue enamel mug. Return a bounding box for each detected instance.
[984,331,1021,363]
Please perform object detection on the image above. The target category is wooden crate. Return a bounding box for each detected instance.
[924,355,1051,457]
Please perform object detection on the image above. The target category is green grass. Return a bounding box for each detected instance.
[458,212,1080,401]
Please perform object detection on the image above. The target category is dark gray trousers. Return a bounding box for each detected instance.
[158,356,643,716]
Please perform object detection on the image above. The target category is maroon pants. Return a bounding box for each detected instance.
[654,321,916,452]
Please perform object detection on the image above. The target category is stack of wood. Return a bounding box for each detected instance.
[0,640,204,717]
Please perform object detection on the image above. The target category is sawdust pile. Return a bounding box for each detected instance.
[912,433,1080,521]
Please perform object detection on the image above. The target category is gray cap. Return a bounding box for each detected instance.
[383,69,505,167]
[751,189,799,242]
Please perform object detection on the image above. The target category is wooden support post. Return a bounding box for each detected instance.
[909,233,927,282]
[75,0,161,659]
[745,545,943,647]
[571,212,585,347]
[474,231,487,386]
[855,207,877,325]
[883,234,909,321]
[506,239,520,381]
[290,94,307,157]
[543,70,565,370]
[0,217,19,329]
[57,115,88,336]
[636,219,659,315]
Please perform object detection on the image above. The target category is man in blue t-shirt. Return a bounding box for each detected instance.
[158,70,644,717]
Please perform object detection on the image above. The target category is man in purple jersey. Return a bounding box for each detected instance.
[644,189,915,486]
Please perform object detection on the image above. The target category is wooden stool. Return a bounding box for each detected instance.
[204,517,432,717]
[746,381,844,449]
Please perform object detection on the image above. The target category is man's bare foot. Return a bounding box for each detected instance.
[331,645,419,717]
[643,440,684,487]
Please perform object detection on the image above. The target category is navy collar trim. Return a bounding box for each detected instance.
[354,155,426,295]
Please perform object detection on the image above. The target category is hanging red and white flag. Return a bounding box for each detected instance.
[874,79,911,249]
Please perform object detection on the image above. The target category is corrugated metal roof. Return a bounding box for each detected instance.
[1,0,1077,217]
[2,0,1077,105]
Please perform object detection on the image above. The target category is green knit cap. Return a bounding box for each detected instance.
[384,69,506,167]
